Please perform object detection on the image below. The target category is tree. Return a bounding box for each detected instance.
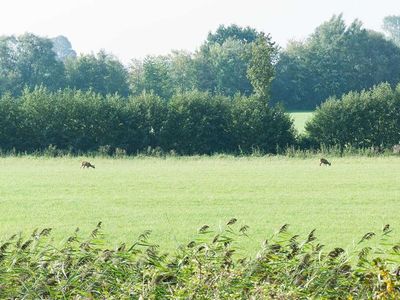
[129,55,174,100]
[193,24,272,97]
[129,52,198,99]
[192,45,218,94]
[141,56,173,100]
[271,15,400,110]
[207,24,260,45]
[168,50,197,92]
[0,34,65,96]
[247,34,277,99]
[194,39,253,97]
[65,50,129,96]
[128,59,145,95]
[382,15,400,47]
[0,37,20,95]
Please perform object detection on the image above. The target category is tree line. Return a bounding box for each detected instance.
[1,15,400,110]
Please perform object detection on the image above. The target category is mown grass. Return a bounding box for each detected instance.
[0,156,399,254]
[289,111,313,133]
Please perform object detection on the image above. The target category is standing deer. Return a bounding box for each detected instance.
[319,158,331,166]
[81,161,95,169]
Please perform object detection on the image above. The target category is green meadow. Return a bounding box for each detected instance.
[0,156,399,252]
[290,111,313,133]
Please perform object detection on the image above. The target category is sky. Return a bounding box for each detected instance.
[0,0,398,64]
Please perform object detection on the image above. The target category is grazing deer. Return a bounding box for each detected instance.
[319,158,331,166]
[81,161,95,169]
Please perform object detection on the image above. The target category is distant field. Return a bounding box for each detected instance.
[290,111,313,133]
[0,156,399,252]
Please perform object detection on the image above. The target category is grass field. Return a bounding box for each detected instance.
[0,156,399,253]
[290,111,313,133]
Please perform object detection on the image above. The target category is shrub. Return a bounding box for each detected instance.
[123,92,167,153]
[163,90,233,154]
[306,83,400,149]
[231,95,296,153]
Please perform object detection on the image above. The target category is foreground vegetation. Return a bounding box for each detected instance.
[1,221,400,299]
[1,156,399,252]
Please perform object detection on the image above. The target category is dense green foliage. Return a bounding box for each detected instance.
[1,222,400,299]
[1,19,400,152]
[0,34,65,96]
[206,24,261,44]
[65,51,130,96]
[0,87,295,154]
[129,25,275,99]
[271,15,400,109]
[2,82,400,153]
[231,95,295,153]
[247,34,276,98]
[163,91,232,154]
[306,83,400,148]
[0,24,277,101]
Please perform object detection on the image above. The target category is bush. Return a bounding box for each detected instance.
[306,83,400,149]
[123,92,167,153]
[231,95,296,153]
[163,90,233,154]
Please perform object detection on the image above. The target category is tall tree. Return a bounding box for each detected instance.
[128,59,145,96]
[247,34,277,99]
[194,24,270,97]
[207,24,260,44]
[129,53,197,99]
[168,50,197,92]
[0,33,65,96]
[195,39,253,97]
[271,15,400,110]
[139,55,174,100]
[65,50,129,96]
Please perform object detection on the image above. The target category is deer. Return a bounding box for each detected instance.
[81,161,95,169]
[319,158,331,166]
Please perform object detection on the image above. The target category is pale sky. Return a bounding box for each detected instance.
[1,0,398,64]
